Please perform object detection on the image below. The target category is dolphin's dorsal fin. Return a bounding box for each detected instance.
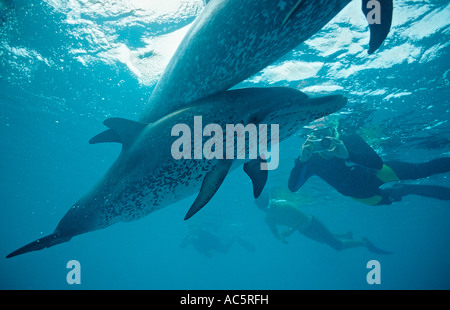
[184,159,233,220]
[89,117,148,147]
[362,0,393,54]
[243,158,268,199]
[89,129,121,144]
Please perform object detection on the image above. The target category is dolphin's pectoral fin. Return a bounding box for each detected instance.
[362,0,393,54]
[243,159,268,199]
[184,159,233,220]
[89,117,148,147]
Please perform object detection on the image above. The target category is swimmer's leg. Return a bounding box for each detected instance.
[381,184,450,203]
[301,217,360,251]
[301,218,392,253]
[385,158,450,180]
[328,233,392,255]
[333,231,353,240]
[362,237,393,255]
[218,240,234,254]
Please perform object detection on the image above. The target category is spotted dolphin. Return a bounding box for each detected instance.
[7,87,346,258]
[142,0,393,123]
[7,0,388,258]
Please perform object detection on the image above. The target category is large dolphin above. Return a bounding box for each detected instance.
[142,0,393,123]
[7,87,347,258]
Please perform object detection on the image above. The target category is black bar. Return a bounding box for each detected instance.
[0,290,446,307]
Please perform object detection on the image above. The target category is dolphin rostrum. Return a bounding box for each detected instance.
[7,87,346,258]
[142,0,393,123]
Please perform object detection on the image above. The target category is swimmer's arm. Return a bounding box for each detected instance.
[327,138,349,159]
[299,141,314,162]
[342,134,383,169]
[281,227,296,237]
[265,217,288,244]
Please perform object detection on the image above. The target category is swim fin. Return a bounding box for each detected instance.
[363,237,393,255]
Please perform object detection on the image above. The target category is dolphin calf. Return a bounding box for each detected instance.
[7,87,346,258]
[142,0,393,123]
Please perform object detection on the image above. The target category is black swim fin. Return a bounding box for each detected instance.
[363,237,393,255]
[362,0,393,54]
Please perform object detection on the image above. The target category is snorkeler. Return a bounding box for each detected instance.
[255,193,391,254]
[180,226,255,257]
[180,227,233,257]
[288,122,450,206]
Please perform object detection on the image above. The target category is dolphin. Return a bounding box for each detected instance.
[142,0,393,123]
[6,87,346,258]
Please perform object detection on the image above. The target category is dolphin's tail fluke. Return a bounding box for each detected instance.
[6,233,71,258]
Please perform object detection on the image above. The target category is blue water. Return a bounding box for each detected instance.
[1,0,449,290]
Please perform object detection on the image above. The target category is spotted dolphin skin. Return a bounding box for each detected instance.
[6,87,346,258]
[142,0,393,123]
